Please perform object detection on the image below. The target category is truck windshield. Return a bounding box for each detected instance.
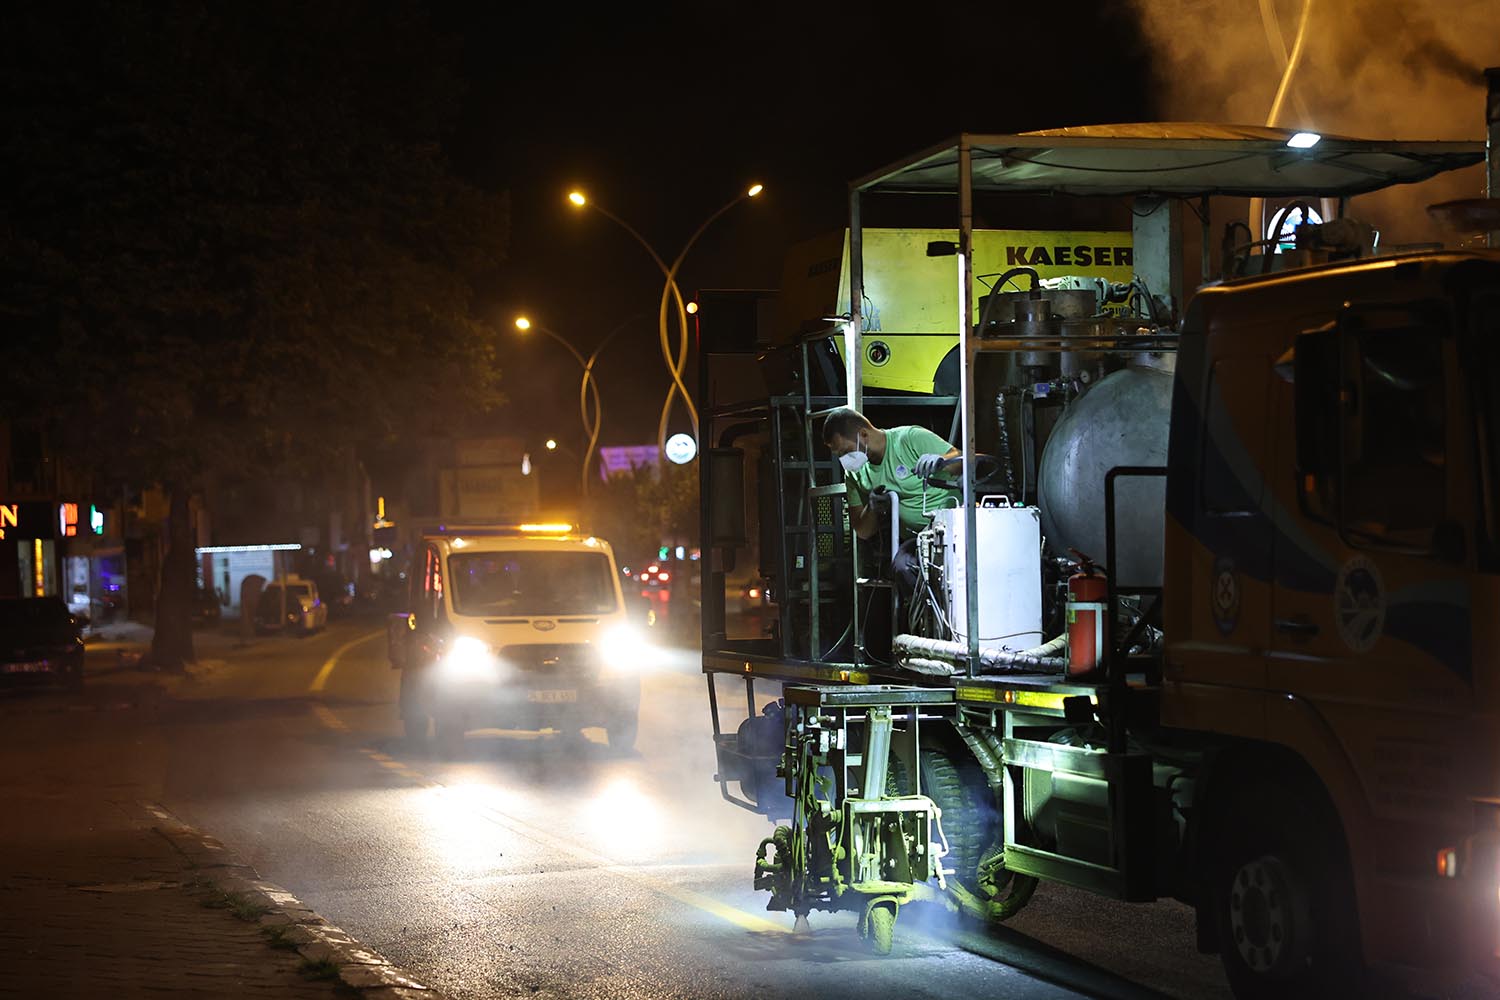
[448,551,616,617]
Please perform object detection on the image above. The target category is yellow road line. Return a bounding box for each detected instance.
[313,704,349,732]
[310,629,385,693]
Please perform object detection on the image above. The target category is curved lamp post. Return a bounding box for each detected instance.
[566,184,762,459]
[513,314,641,495]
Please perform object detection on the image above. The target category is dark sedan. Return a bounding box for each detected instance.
[0,597,85,689]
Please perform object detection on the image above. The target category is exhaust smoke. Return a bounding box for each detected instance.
[1129,0,1497,246]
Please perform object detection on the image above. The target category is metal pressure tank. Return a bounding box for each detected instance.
[1036,363,1172,588]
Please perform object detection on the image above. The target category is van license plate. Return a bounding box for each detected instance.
[3,661,50,673]
[528,689,577,704]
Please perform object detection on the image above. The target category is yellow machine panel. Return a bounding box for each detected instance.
[777,228,1134,393]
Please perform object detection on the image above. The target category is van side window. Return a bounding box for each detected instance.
[1341,319,1448,549]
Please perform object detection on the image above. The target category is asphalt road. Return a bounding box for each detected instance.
[49,614,1245,1000]
[4,615,1281,999]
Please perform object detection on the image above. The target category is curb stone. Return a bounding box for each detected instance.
[146,802,441,995]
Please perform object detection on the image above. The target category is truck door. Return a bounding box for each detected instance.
[1267,304,1473,826]
[1191,356,1276,695]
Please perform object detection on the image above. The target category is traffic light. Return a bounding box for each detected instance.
[658,546,670,560]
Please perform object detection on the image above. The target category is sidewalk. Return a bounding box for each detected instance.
[0,794,351,999]
[0,618,436,999]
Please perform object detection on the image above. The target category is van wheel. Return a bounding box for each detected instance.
[606,714,638,754]
[398,673,428,744]
[434,712,466,759]
[1212,781,1362,1000]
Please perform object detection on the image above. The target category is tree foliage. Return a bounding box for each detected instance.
[0,3,510,665]
[583,462,699,565]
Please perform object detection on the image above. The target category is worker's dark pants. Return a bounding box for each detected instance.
[892,537,920,606]
[863,537,920,660]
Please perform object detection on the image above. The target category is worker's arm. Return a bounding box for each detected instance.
[847,499,879,540]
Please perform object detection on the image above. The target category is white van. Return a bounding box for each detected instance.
[387,524,647,753]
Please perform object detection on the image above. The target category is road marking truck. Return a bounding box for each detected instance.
[695,74,1500,998]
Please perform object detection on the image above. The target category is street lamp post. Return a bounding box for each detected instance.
[566,184,762,460]
[513,314,641,496]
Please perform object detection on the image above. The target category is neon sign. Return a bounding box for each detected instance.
[59,503,78,538]
[0,504,15,540]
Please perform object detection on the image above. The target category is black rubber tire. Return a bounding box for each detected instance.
[606,713,638,753]
[977,841,1039,920]
[1211,780,1362,1000]
[434,712,466,758]
[866,903,896,956]
[887,740,992,889]
[398,672,428,743]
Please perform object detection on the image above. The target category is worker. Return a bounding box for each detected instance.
[821,407,960,603]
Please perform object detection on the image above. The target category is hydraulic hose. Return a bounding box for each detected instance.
[994,390,1016,497]
[952,723,1003,787]
[893,633,1067,673]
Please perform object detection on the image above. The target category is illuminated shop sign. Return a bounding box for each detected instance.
[0,502,55,541]
[59,503,78,537]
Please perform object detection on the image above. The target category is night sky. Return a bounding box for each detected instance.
[433,3,1157,451]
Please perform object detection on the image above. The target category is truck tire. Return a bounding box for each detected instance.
[890,741,991,890]
[1212,780,1362,1000]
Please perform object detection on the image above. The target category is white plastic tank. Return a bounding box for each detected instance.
[933,501,1043,651]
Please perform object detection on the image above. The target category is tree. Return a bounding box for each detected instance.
[583,461,699,566]
[0,3,509,668]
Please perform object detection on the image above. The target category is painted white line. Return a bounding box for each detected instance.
[309,629,385,693]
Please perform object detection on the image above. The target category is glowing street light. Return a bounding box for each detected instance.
[508,313,644,496]
[566,183,764,459]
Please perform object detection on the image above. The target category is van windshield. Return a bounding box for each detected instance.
[448,551,616,617]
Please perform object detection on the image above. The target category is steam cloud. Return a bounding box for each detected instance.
[1128,0,1498,245]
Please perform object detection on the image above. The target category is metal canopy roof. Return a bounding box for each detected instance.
[853,123,1485,199]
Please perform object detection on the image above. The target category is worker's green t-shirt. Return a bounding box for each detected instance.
[844,425,957,536]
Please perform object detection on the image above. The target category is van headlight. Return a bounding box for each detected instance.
[440,636,496,681]
[599,625,654,674]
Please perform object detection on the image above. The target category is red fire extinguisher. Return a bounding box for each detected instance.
[1066,552,1107,678]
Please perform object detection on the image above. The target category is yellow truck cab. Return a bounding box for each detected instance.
[387,523,646,753]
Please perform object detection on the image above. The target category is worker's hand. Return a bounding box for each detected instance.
[914,453,947,479]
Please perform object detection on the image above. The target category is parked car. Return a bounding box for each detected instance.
[255,577,328,635]
[0,597,85,690]
[192,585,223,622]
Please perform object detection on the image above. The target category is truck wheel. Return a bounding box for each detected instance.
[977,842,1038,920]
[606,713,638,754]
[1212,782,1361,1000]
[889,742,990,890]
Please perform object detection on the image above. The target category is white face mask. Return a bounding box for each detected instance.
[839,442,868,474]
